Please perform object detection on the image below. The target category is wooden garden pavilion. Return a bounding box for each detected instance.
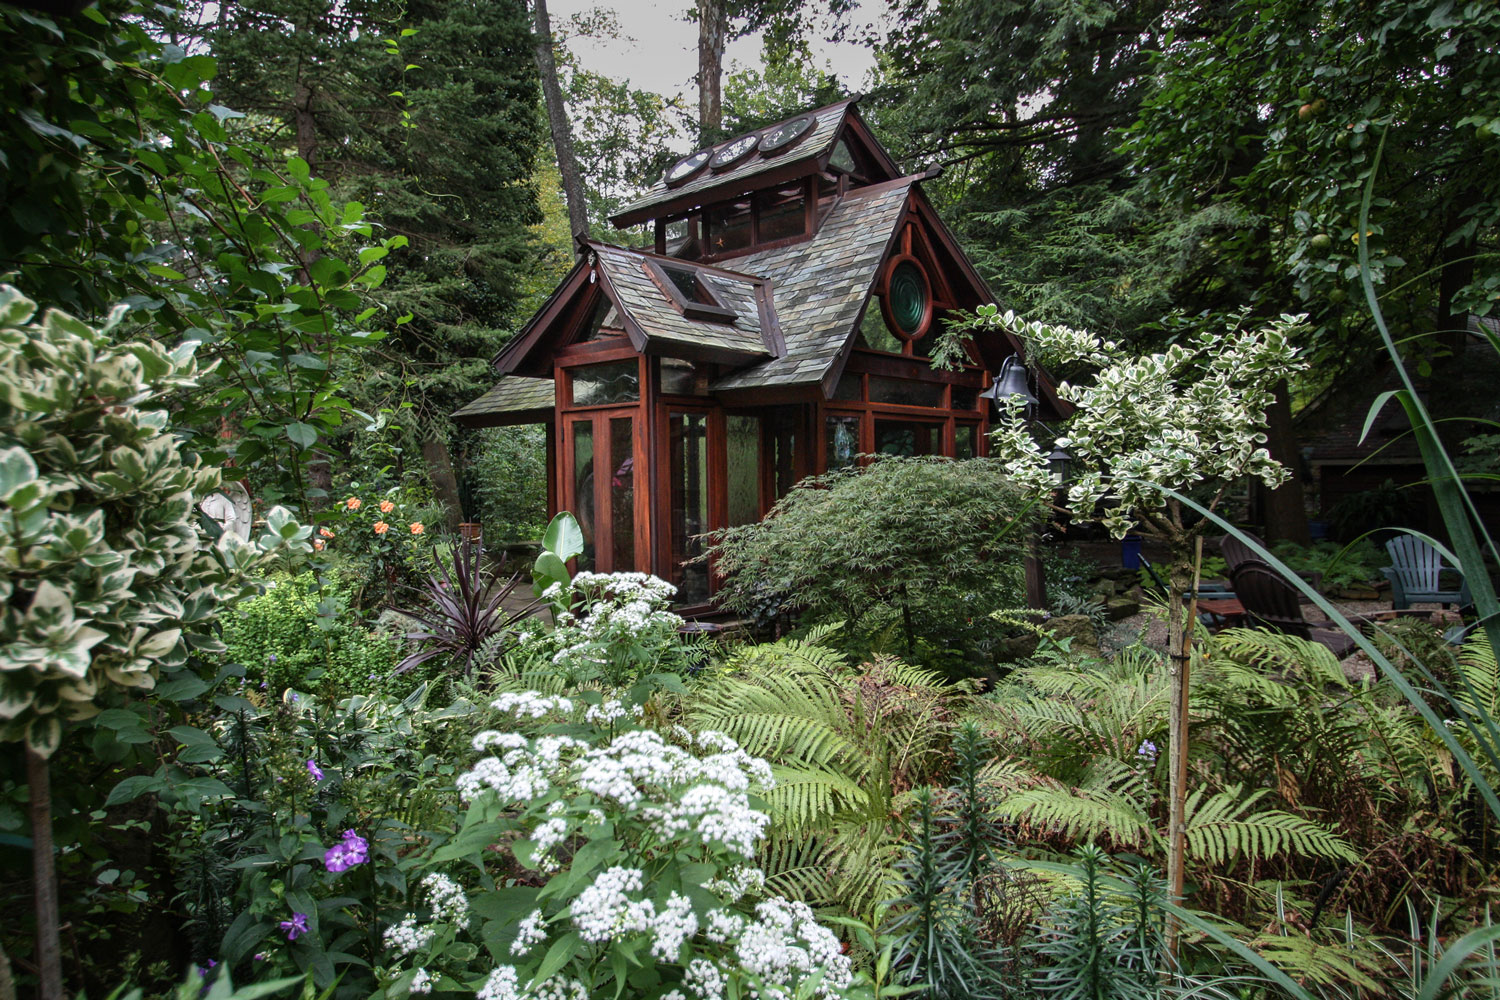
[454,98,1061,608]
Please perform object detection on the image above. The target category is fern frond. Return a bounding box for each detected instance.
[994,770,1155,850]
[1211,628,1348,690]
[1184,785,1356,864]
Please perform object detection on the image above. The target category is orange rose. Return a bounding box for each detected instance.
[379,500,395,513]
[409,522,424,535]
[319,527,335,538]
[345,497,362,510]
[373,521,389,535]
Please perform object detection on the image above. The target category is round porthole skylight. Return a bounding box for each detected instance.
[759,115,813,156]
[710,132,761,171]
[663,149,711,186]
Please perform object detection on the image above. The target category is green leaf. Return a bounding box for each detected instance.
[528,932,580,989]
[0,446,40,499]
[541,512,586,561]
[286,423,318,451]
[106,774,165,807]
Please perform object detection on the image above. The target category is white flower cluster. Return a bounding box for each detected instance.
[458,731,589,804]
[529,978,588,1000]
[408,968,432,995]
[477,966,521,1000]
[684,957,726,1000]
[387,707,854,1000]
[421,873,470,929]
[561,865,851,999]
[568,869,703,961]
[584,698,643,725]
[734,898,853,999]
[511,909,548,955]
[545,572,686,672]
[383,915,435,956]
[492,692,575,719]
[704,866,766,903]
[571,571,677,604]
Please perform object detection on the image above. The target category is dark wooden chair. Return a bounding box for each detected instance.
[1219,532,1265,575]
[1228,561,1356,658]
[1219,532,1322,592]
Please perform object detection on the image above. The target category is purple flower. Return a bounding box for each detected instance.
[279,912,309,941]
[307,759,325,781]
[324,829,370,873]
[253,953,267,962]
[1136,739,1159,762]
[196,959,218,978]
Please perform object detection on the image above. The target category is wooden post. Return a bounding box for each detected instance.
[1165,535,1203,959]
[1024,532,1046,609]
[26,746,62,1000]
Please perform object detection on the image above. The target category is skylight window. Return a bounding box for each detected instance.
[645,261,737,323]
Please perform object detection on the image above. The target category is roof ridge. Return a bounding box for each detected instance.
[583,239,769,284]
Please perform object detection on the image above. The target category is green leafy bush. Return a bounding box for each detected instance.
[707,457,1037,666]
[220,574,402,696]
[106,681,484,990]
[0,286,311,755]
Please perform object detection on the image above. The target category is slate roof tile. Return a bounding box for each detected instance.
[452,375,554,421]
[710,178,914,392]
[590,243,775,361]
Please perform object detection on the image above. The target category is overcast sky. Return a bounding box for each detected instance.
[548,0,884,101]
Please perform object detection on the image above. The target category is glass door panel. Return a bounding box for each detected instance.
[825,414,860,470]
[955,423,978,459]
[608,416,635,570]
[669,411,710,604]
[570,418,596,571]
[726,414,761,525]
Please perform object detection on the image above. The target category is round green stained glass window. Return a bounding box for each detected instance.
[887,259,931,339]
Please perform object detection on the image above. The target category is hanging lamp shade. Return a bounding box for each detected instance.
[980,355,1038,410]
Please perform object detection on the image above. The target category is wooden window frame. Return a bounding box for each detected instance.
[693,177,818,265]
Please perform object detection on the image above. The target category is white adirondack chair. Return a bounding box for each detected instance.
[1382,536,1472,610]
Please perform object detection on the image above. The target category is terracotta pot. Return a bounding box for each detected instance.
[458,522,483,542]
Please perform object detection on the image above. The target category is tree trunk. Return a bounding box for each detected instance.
[1164,536,1201,959]
[1256,379,1310,545]
[293,70,316,171]
[1024,532,1046,609]
[26,746,62,1000]
[696,0,727,132]
[530,0,590,250]
[422,436,464,531]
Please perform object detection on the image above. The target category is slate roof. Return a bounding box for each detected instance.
[611,100,855,225]
[710,177,915,392]
[589,242,777,362]
[451,375,554,423]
